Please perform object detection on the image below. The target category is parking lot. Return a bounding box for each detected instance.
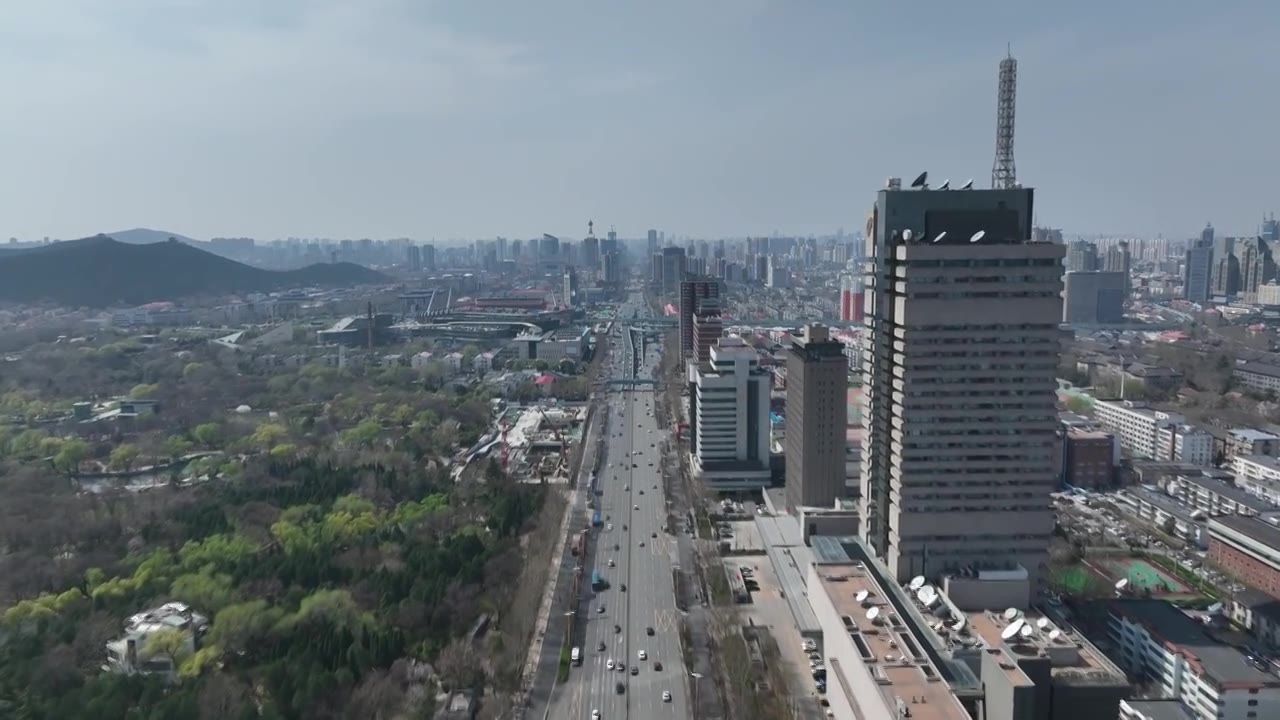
[719,520,765,553]
[719,556,828,717]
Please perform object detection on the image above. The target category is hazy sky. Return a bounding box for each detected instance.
[1,1,1275,242]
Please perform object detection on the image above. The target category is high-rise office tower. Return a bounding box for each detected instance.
[661,247,687,294]
[839,275,864,322]
[785,324,848,511]
[1066,241,1100,272]
[647,229,659,260]
[691,307,723,364]
[602,251,621,285]
[1202,223,1215,246]
[1211,240,1241,297]
[496,236,508,263]
[1103,240,1131,297]
[406,244,422,272]
[766,257,789,288]
[1184,238,1213,303]
[679,279,721,363]
[1063,271,1126,324]
[687,336,773,491]
[1235,236,1275,301]
[859,182,1063,602]
[1263,214,1279,243]
[510,239,522,264]
[562,267,578,308]
[581,234,600,275]
[422,244,436,271]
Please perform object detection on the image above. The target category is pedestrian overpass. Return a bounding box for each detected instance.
[624,318,676,330]
[598,378,659,391]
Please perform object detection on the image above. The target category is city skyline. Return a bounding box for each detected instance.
[0,1,1275,241]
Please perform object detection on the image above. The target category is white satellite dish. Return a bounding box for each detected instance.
[969,230,986,243]
[1115,578,1129,591]
[909,576,926,591]
[1000,620,1022,641]
[938,179,950,190]
[1036,618,1050,630]
[1019,625,1033,639]
[1002,608,1019,621]
[902,229,914,242]
[855,590,869,603]
[866,607,881,622]
[960,179,974,190]
[932,232,947,243]
[1048,629,1062,642]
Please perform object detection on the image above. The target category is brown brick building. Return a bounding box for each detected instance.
[1208,515,1280,598]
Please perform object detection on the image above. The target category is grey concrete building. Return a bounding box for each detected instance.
[859,182,1064,600]
[660,246,686,294]
[1063,271,1126,324]
[1184,238,1213,303]
[785,324,848,512]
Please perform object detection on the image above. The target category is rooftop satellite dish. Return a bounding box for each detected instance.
[1115,578,1129,590]
[855,590,869,603]
[1048,629,1062,642]
[970,230,986,243]
[866,607,881,622]
[911,171,928,188]
[902,229,914,242]
[1036,618,1050,630]
[950,618,966,632]
[933,231,947,243]
[1002,608,1019,621]
[909,576,926,591]
[1019,625,1033,639]
[938,179,950,190]
[1000,620,1022,641]
[960,179,974,190]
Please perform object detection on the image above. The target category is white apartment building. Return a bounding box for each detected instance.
[1156,424,1215,467]
[1094,400,1186,460]
[688,336,772,491]
[1108,600,1280,720]
[1232,455,1280,506]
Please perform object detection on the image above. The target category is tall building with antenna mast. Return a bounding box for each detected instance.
[991,48,1017,189]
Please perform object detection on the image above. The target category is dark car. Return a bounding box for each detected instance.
[630,666,639,676]
[598,641,606,651]
[654,661,663,671]
[646,627,654,636]
[614,624,621,633]
[620,583,627,592]
[615,682,625,695]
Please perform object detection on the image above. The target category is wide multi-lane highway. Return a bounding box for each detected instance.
[551,293,689,720]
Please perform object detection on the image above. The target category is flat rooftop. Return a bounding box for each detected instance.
[1230,428,1280,442]
[1209,513,1280,549]
[1109,599,1280,688]
[959,607,1126,687]
[815,564,971,720]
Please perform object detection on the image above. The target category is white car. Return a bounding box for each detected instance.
[662,691,672,703]
[607,659,615,670]
[593,710,601,719]
[638,650,647,661]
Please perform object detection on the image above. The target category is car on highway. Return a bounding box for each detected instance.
[598,641,606,651]
[614,624,621,633]
[615,682,625,695]
[593,710,601,719]
[651,532,657,538]
[662,691,672,702]
[620,583,627,592]
[617,662,626,672]
[634,505,640,510]
[630,665,639,675]
[613,543,620,551]
[606,659,615,670]
[638,650,647,661]
[638,541,645,547]
[608,559,615,567]
[646,626,654,636]
[597,605,605,613]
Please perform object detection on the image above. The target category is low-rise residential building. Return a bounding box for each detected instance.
[1117,486,1208,547]
[1164,471,1277,519]
[1235,362,1280,396]
[1208,515,1280,599]
[443,352,464,374]
[472,351,496,374]
[1226,429,1280,461]
[1226,587,1280,652]
[1106,599,1280,720]
[410,351,435,368]
[1094,400,1184,460]
[104,602,209,680]
[1231,456,1280,506]
[1155,424,1215,467]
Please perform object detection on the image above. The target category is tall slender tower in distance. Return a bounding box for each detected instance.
[991,49,1017,189]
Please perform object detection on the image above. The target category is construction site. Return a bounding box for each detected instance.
[480,403,587,484]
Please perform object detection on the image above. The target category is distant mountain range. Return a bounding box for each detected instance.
[0,235,387,308]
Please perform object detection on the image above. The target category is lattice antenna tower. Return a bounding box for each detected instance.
[991,47,1017,189]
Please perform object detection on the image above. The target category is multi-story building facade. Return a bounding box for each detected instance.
[1062,429,1118,489]
[1064,271,1127,324]
[688,336,772,491]
[679,279,721,364]
[1226,429,1280,461]
[1235,362,1280,396]
[785,324,848,511]
[1107,599,1280,720]
[1208,515,1280,605]
[858,182,1063,596]
[1184,238,1213,303]
[1155,424,1215,467]
[1093,400,1185,460]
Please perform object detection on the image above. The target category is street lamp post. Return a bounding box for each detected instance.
[689,671,704,713]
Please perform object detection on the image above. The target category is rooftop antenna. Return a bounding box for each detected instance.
[910,171,929,189]
[960,179,974,190]
[938,179,950,190]
[588,220,594,238]
[991,47,1017,189]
